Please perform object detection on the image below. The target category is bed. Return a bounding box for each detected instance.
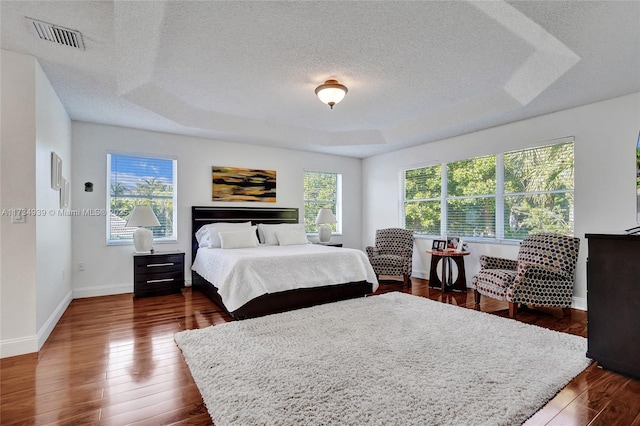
[191,206,378,319]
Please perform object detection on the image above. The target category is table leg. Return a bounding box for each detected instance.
[440,256,447,292]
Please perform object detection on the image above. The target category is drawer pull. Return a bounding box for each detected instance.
[147,262,174,268]
[146,278,175,284]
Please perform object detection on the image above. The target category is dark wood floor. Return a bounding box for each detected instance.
[1,278,639,425]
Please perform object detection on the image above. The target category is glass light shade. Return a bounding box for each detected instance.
[315,80,348,108]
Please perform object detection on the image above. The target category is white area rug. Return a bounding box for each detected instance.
[175,292,591,426]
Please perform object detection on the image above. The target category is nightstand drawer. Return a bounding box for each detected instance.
[134,269,184,285]
[134,254,184,275]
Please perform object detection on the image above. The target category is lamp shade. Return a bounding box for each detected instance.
[315,79,348,109]
[126,206,160,253]
[126,205,160,227]
[315,208,337,225]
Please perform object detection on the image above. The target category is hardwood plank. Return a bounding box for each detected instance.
[1,281,638,425]
[587,378,640,425]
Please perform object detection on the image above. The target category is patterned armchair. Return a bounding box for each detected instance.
[471,233,580,319]
[366,228,414,286]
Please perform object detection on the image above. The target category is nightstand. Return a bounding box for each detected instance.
[314,242,343,247]
[133,250,185,297]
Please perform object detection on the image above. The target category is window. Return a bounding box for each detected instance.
[303,171,342,234]
[402,139,574,241]
[404,165,441,235]
[447,155,497,238]
[107,153,177,244]
[502,142,574,239]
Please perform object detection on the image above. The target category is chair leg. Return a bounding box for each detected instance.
[474,289,481,306]
[508,302,518,319]
[403,275,411,287]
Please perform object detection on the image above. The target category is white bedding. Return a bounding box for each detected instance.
[192,244,379,312]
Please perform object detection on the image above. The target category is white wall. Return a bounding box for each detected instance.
[1,50,38,357]
[363,92,640,309]
[71,122,363,297]
[0,49,72,358]
[34,61,73,346]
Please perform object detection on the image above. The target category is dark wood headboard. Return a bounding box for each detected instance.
[191,206,299,261]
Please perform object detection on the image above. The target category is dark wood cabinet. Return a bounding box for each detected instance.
[134,251,185,298]
[585,234,640,379]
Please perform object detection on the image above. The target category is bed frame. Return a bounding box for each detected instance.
[191,206,373,319]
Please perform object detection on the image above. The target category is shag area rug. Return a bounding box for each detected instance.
[175,292,590,426]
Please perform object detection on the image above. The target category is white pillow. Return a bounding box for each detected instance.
[258,223,305,245]
[196,222,251,248]
[276,229,309,246]
[219,227,259,249]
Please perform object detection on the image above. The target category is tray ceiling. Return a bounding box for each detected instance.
[1,1,638,158]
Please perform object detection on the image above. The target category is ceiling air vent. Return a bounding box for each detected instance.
[27,18,85,50]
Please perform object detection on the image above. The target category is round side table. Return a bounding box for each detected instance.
[426,249,470,292]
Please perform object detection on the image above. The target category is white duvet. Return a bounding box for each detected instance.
[191,244,379,312]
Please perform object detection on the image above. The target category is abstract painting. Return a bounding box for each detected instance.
[212,166,276,202]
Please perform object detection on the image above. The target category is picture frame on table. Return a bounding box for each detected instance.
[447,236,460,250]
[432,240,447,250]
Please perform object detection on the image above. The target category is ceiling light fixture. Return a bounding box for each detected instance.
[315,79,348,109]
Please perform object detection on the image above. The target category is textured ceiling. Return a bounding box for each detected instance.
[1,1,639,158]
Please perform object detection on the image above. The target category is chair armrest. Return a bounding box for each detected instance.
[480,255,517,270]
[517,263,571,282]
[365,246,378,257]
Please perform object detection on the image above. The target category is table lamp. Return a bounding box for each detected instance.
[126,205,160,253]
[315,208,337,243]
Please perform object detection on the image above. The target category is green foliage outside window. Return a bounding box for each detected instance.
[503,143,573,238]
[447,156,496,237]
[403,141,574,240]
[303,171,341,233]
[404,165,441,235]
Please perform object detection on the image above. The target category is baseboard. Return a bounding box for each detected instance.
[73,284,132,299]
[412,270,429,280]
[0,335,38,358]
[37,290,73,351]
[572,296,587,311]
[411,270,471,288]
[74,281,191,298]
[1,291,73,359]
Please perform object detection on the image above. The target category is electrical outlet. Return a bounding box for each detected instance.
[77,262,85,272]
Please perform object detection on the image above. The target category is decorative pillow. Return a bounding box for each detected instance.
[276,229,309,246]
[196,222,251,248]
[257,223,305,245]
[219,227,259,249]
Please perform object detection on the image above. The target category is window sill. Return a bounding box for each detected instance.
[107,238,178,246]
[413,235,522,246]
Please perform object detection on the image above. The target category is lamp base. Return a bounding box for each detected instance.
[133,227,154,253]
[318,224,332,243]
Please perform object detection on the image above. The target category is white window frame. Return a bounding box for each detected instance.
[106,152,178,245]
[401,138,574,242]
[303,170,343,235]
